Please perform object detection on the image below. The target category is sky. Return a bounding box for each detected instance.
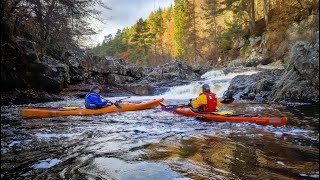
[89,0,174,47]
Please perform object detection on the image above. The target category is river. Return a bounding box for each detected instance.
[1,69,319,180]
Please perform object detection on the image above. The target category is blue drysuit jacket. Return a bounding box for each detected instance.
[85,93,110,109]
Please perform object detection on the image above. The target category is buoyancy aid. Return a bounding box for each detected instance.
[84,93,108,109]
[199,92,217,112]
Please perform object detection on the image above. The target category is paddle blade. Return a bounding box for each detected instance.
[211,111,234,115]
[118,96,131,102]
[62,106,80,109]
[114,101,123,110]
[161,105,180,112]
[220,97,234,104]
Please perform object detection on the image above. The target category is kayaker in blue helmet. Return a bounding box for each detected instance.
[85,85,111,109]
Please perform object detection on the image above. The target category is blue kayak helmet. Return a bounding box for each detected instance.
[90,85,102,92]
[202,84,210,92]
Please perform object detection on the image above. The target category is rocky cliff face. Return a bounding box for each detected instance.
[223,12,319,104]
[1,36,148,104]
[272,41,319,103]
[224,36,319,104]
[227,14,319,69]
[1,37,203,104]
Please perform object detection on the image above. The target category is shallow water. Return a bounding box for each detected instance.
[1,97,319,180]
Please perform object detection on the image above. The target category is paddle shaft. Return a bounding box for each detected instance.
[100,96,123,110]
[189,97,234,104]
[162,97,234,112]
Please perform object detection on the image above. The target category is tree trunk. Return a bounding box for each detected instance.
[263,0,269,26]
[192,0,197,64]
[44,0,57,43]
[248,0,256,34]
[35,0,45,41]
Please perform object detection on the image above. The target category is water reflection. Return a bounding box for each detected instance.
[147,133,319,179]
[1,99,319,179]
[229,143,259,179]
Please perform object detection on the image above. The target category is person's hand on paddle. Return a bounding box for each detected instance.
[103,99,122,110]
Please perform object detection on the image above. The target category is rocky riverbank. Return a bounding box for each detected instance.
[224,40,319,104]
[1,37,206,105]
[1,32,318,105]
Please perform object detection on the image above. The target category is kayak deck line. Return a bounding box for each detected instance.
[20,98,164,119]
[160,102,288,127]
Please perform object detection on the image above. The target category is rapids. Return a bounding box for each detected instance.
[1,69,319,180]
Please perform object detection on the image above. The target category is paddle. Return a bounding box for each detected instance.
[36,106,80,110]
[161,97,234,112]
[220,97,235,104]
[100,96,123,110]
[117,96,131,102]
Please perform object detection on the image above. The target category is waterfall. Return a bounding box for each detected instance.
[159,69,260,99]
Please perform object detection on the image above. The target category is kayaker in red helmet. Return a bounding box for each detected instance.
[189,84,222,112]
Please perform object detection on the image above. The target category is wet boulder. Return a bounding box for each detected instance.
[1,37,40,90]
[121,84,152,95]
[63,50,88,83]
[126,65,144,78]
[27,57,70,94]
[127,61,201,95]
[223,75,256,99]
[249,36,262,47]
[143,61,194,82]
[224,69,284,102]
[107,74,135,85]
[245,55,272,67]
[227,58,246,68]
[272,41,319,103]
[227,55,271,68]
[63,52,144,84]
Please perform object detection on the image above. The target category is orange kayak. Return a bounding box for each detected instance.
[160,102,288,127]
[21,98,164,119]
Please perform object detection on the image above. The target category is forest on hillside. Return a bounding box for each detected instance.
[91,0,318,67]
[1,0,109,59]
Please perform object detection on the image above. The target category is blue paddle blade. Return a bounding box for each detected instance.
[161,105,181,112]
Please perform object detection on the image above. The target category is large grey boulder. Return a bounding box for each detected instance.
[224,69,284,102]
[16,37,40,63]
[126,65,144,78]
[249,36,262,47]
[143,61,194,82]
[27,57,70,94]
[2,37,69,94]
[62,52,145,84]
[107,74,135,85]
[121,84,152,95]
[272,41,319,103]
[63,50,88,83]
[227,55,271,68]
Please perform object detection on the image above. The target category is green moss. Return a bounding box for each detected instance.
[240,45,252,58]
